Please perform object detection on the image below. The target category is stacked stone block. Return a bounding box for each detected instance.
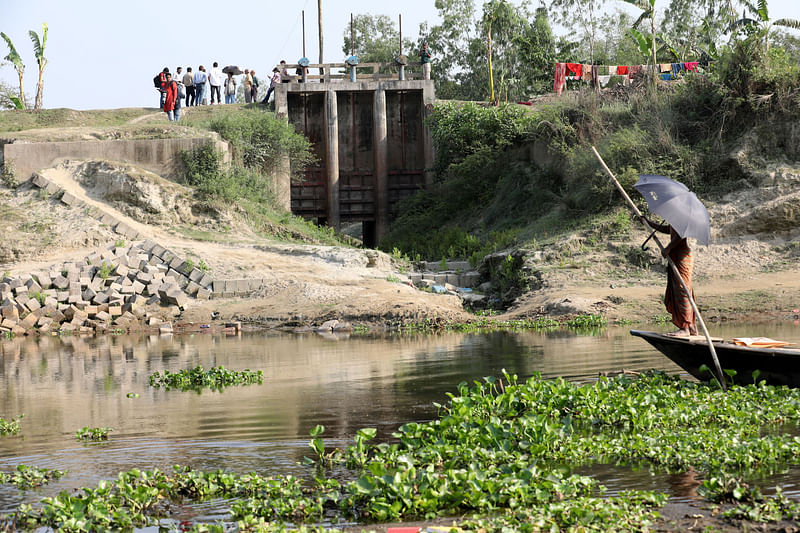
[0,239,216,337]
[29,172,141,241]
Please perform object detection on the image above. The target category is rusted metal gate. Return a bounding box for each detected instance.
[288,92,327,221]
[337,91,375,222]
[386,90,425,217]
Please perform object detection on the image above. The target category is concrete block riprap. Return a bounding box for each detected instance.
[236,280,250,294]
[60,192,80,206]
[185,282,201,296]
[0,237,225,335]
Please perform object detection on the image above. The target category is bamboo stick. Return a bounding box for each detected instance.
[591,146,727,391]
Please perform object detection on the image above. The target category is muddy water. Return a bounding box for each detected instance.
[1,322,800,521]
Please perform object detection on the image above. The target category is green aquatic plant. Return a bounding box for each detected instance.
[13,373,800,530]
[75,426,111,441]
[564,314,608,329]
[0,465,66,489]
[148,365,263,393]
[0,415,23,436]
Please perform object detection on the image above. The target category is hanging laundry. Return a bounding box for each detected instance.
[608,66,616,76]
[598,75,611,87]
[582,65,593,82]
[660,73,672,81]
[684,62,699,72]
[565,63,583,77]
[553,62,566,95]
[628,65,643,78]
[671,63,683,75]
[660,63,672,73]
[617,65,629,75]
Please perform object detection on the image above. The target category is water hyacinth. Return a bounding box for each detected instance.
[148,365,263,392]
[9,372,800,530]
[0,415,23,436]
[0,465,66,489]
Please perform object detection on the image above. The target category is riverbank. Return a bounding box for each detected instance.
[2,166,800,335]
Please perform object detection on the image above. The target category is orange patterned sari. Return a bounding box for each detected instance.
[665,238,695,331]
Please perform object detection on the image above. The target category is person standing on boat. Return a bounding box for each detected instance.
[645,217,698,336]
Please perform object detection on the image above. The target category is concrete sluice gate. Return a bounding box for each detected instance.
[277,80,434,248]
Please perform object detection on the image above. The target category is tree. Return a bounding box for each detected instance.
[0,78,25,109]
[726,0,800,50]
[1,32,25,109]
[479,0,532,103]
[549,0,608,64]
[621,0,659,86]
[29,23,47,110]
[342,14,414,64]
[418,0,478,85]
[661,0,731,54]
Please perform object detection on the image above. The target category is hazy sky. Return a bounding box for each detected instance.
[1,0,797,110]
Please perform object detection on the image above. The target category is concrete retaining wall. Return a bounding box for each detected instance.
[2,136,232,182]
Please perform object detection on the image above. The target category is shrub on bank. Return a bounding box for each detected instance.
[381,40,800,263]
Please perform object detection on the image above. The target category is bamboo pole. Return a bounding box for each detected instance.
[591,146,727,391]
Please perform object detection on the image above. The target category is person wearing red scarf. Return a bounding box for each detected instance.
[162,73,179,122]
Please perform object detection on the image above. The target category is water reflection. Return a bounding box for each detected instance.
[1,323,799,516]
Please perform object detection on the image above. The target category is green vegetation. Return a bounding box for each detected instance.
[148,365,263,393]
[0,465,65,489]
[1,159,17,188]
[75,426,111,441]
[97,261,113,280]
[0,415,22,436]
[381,36,800,269]
[178,108,345,246]
[29,290,46,306]
[13,372,800,530]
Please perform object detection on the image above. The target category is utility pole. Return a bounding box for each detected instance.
[318,0,324,76]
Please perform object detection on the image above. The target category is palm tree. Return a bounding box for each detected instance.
[29,23,48,110]
[1,32,25,109]
[727,0,800,50]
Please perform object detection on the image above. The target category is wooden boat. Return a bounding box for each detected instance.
[630,330,800,387]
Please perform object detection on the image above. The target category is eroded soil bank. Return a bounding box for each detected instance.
[2,157,800,333]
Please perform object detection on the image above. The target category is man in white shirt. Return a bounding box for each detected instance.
[208,62,223,105]
[193,66,208,106]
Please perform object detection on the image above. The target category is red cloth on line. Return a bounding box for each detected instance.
[684,62,699,72]
[163,80,178,112]
[616,65,629,75]
[565,63,583,76]
[554,62,566,95]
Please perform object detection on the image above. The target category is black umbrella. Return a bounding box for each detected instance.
[222,65,242,75]
[633,174,710,245]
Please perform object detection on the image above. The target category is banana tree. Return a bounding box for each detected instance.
[1,32,25,109]
[726,0,800,50]
[29,23,48,110]
[621,0,658,86]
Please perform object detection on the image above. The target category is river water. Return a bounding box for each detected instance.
[2,322,800,523]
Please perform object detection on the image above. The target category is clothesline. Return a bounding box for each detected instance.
[553,61,708,94]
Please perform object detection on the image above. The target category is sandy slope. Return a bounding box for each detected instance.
[3,154,800,328]
[1,163,471,327]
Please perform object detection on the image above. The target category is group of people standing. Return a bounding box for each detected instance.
[155,61,289,121]
[156,48,433,122]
